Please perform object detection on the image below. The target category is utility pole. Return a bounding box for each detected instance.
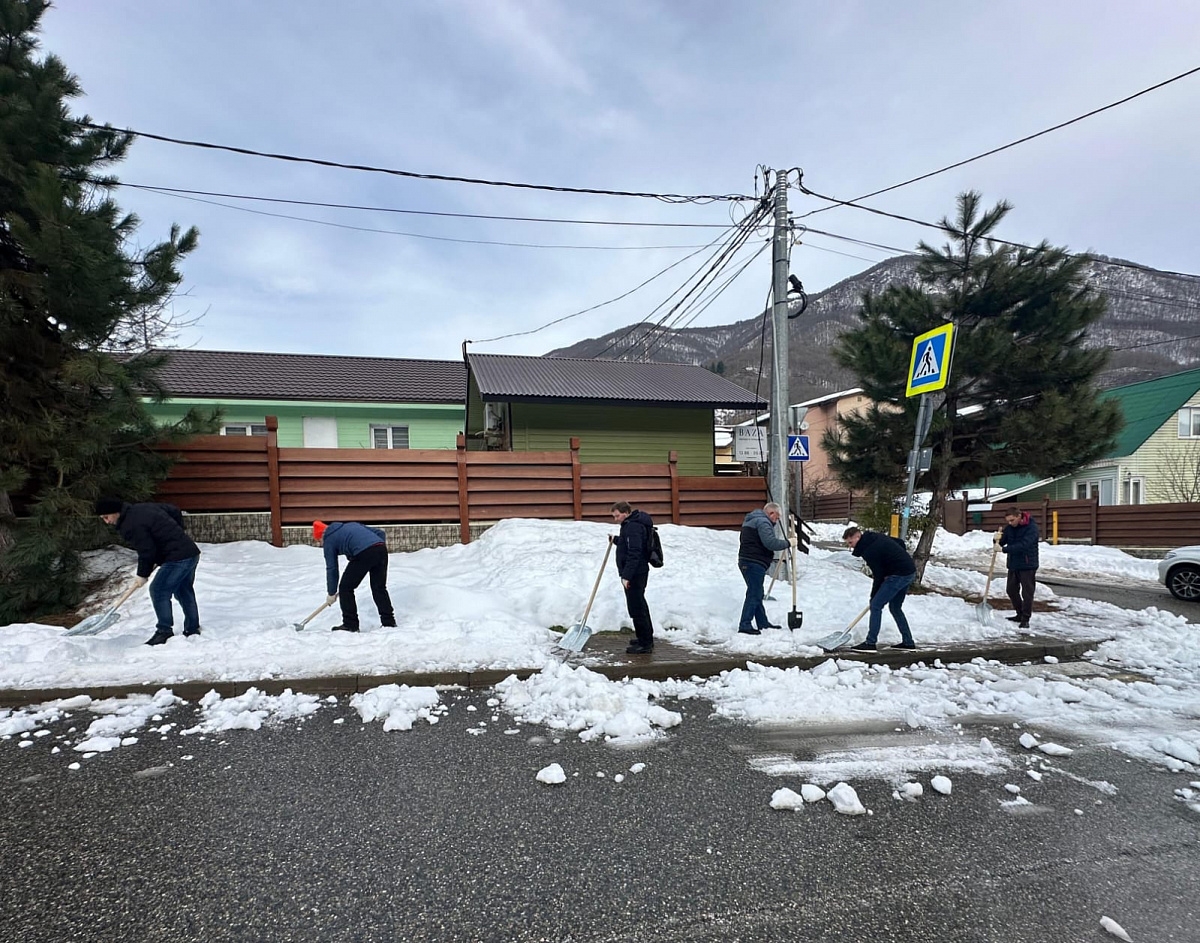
[768,169,791,536]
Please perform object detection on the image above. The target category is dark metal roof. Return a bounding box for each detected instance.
[468,353,766,408]
[145,349,466,404]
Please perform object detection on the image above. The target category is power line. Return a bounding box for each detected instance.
[466,223,743,345]
[80,121,755,204]
[795,64,1200,216]
[138,186,709,251]
[95,179,737,229]
[795,179,1200,280]
[1105,330,1200,353]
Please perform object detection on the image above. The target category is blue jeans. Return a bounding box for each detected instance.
[150,555,200,634]
[738,560,771,631]
[866,573,914,645]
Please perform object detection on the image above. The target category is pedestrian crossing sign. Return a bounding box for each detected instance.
[787,435,810,461]
[905,322,955,397]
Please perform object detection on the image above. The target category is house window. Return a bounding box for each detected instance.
[1075,478,1114,505]
[371,425,410,449]
[1122,477,1145,505]
[222,423,267,436]
[1179,407,1200,438]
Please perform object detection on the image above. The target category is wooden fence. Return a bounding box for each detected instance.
[944,496,1200,548]
[154,417,767,546]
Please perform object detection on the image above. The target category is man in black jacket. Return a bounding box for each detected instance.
[611,500,656,655]
[842,526,917,652]
[737,502,795,635]
[998,509,1040,630]
[96,498,202,646]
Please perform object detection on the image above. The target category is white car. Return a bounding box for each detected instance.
[1159,546,1200,601]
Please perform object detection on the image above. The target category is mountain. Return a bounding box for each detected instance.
[547,254,1200,405]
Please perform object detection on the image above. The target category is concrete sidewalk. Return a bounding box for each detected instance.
[0,631,1100,709]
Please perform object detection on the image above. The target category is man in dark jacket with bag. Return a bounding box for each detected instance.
[95,497,201,646]
[737,502,795,636]
[998,509,1040,630]
[843,526,917,652]
[314,521,396,632]
[611,501,656,655]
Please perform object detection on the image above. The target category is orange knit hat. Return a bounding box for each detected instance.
[312,521,327,541]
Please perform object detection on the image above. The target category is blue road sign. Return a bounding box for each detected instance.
[787,435,810,462]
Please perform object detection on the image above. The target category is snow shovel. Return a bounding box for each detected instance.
[787,544,803,630]
[976,539,1000,626]
[764,557,782,601]
[294,597,335,632]
[65,579,143,637]
[558,538,614,652]
[813,606,870,652]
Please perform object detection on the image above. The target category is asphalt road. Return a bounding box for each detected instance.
[1037,573,1200,624]
[3,687,1198,942]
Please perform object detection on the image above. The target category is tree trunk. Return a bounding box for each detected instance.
[911,417,956,582]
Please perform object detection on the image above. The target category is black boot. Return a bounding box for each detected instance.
[145,628,174,646]
[380,615,397,628]
[332,624,359,633]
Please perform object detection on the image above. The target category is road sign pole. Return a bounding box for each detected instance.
[900,393,930,542]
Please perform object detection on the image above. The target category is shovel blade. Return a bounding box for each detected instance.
[975,600,993,626]
[65,609,120,637]
[788,610,803,631]
[814,629,851,652]
[557,622,593,652]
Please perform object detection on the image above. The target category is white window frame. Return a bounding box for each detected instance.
[370,424,410,449]
[1075,477,1115,505]
[1178,407,1200,438]
[221,423,268,436]
[1122,476,1145,505]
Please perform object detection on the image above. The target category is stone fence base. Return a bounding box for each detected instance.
[182,513,493,552]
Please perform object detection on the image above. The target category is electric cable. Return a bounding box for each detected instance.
[78,121,755,204]
[794,64,1200,216]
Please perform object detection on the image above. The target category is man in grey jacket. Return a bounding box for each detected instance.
[736,502,796,635]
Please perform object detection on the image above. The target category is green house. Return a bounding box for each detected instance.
[143,349,466,448]
[464,352,766,476]
[987,366,1200,506]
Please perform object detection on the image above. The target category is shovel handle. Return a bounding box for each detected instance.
[110,579,145,613]
[577,537,615,630]
[982,541,1000,599]
[846,606,871,632]
[297,598,334,628]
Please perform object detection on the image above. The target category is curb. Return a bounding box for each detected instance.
[0,636,1098,709]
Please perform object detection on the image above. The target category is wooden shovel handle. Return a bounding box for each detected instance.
[982,541,1000,598]
[846,606,871,632]
[110,579,144,613]
[298,598,334,627]
[578,537,615,629]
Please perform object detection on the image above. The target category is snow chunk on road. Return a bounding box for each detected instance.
[1038,742,1074,756]
[1151,736,1199,767]
[183,687,321,734]
[769,787,805,811]
[495,661,681,743]
[351,684,441,732]
[826,782,866,815]
[536,763,566,785]
[1019,732,1039,749]
[931,775,952,795]
[800,784,826,803]
[1100,915,1133,941]
[901,782,923,800]
[73,736,120,753]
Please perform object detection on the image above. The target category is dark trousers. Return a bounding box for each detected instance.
[1006,569,1037,622]
[149,554,200,633]
[622,568,654,645]
[339,544,394,629]
[738,559,770,631]
[865,573,915,645]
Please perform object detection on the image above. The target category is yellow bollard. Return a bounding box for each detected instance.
[890,513,900,537]
[1052,510,1059,546]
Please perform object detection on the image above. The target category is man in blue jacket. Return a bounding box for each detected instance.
[737,502,795,636]
[95,497,201,646]
[998,509,1040,630]
[313,520,395,632]
[843,525,917,652]
[611,501,656,655]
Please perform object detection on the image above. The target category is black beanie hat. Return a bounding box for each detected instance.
[94,497,124,516]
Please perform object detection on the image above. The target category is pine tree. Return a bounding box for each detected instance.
[824,192,1123,576]
[0,0,218,622]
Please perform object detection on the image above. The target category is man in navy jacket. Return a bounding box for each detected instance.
[998,509,1040,629]
[314,520,395,632]
[95,497,201,646]
[737,503,794,635]
[611,500,656,655]
[843,526,917,652]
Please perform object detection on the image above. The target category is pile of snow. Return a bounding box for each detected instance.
[495,660,681,742]
[351,684,443,731]
[536,762,567,785]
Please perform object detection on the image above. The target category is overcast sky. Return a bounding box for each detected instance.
[40,1,1200,362]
